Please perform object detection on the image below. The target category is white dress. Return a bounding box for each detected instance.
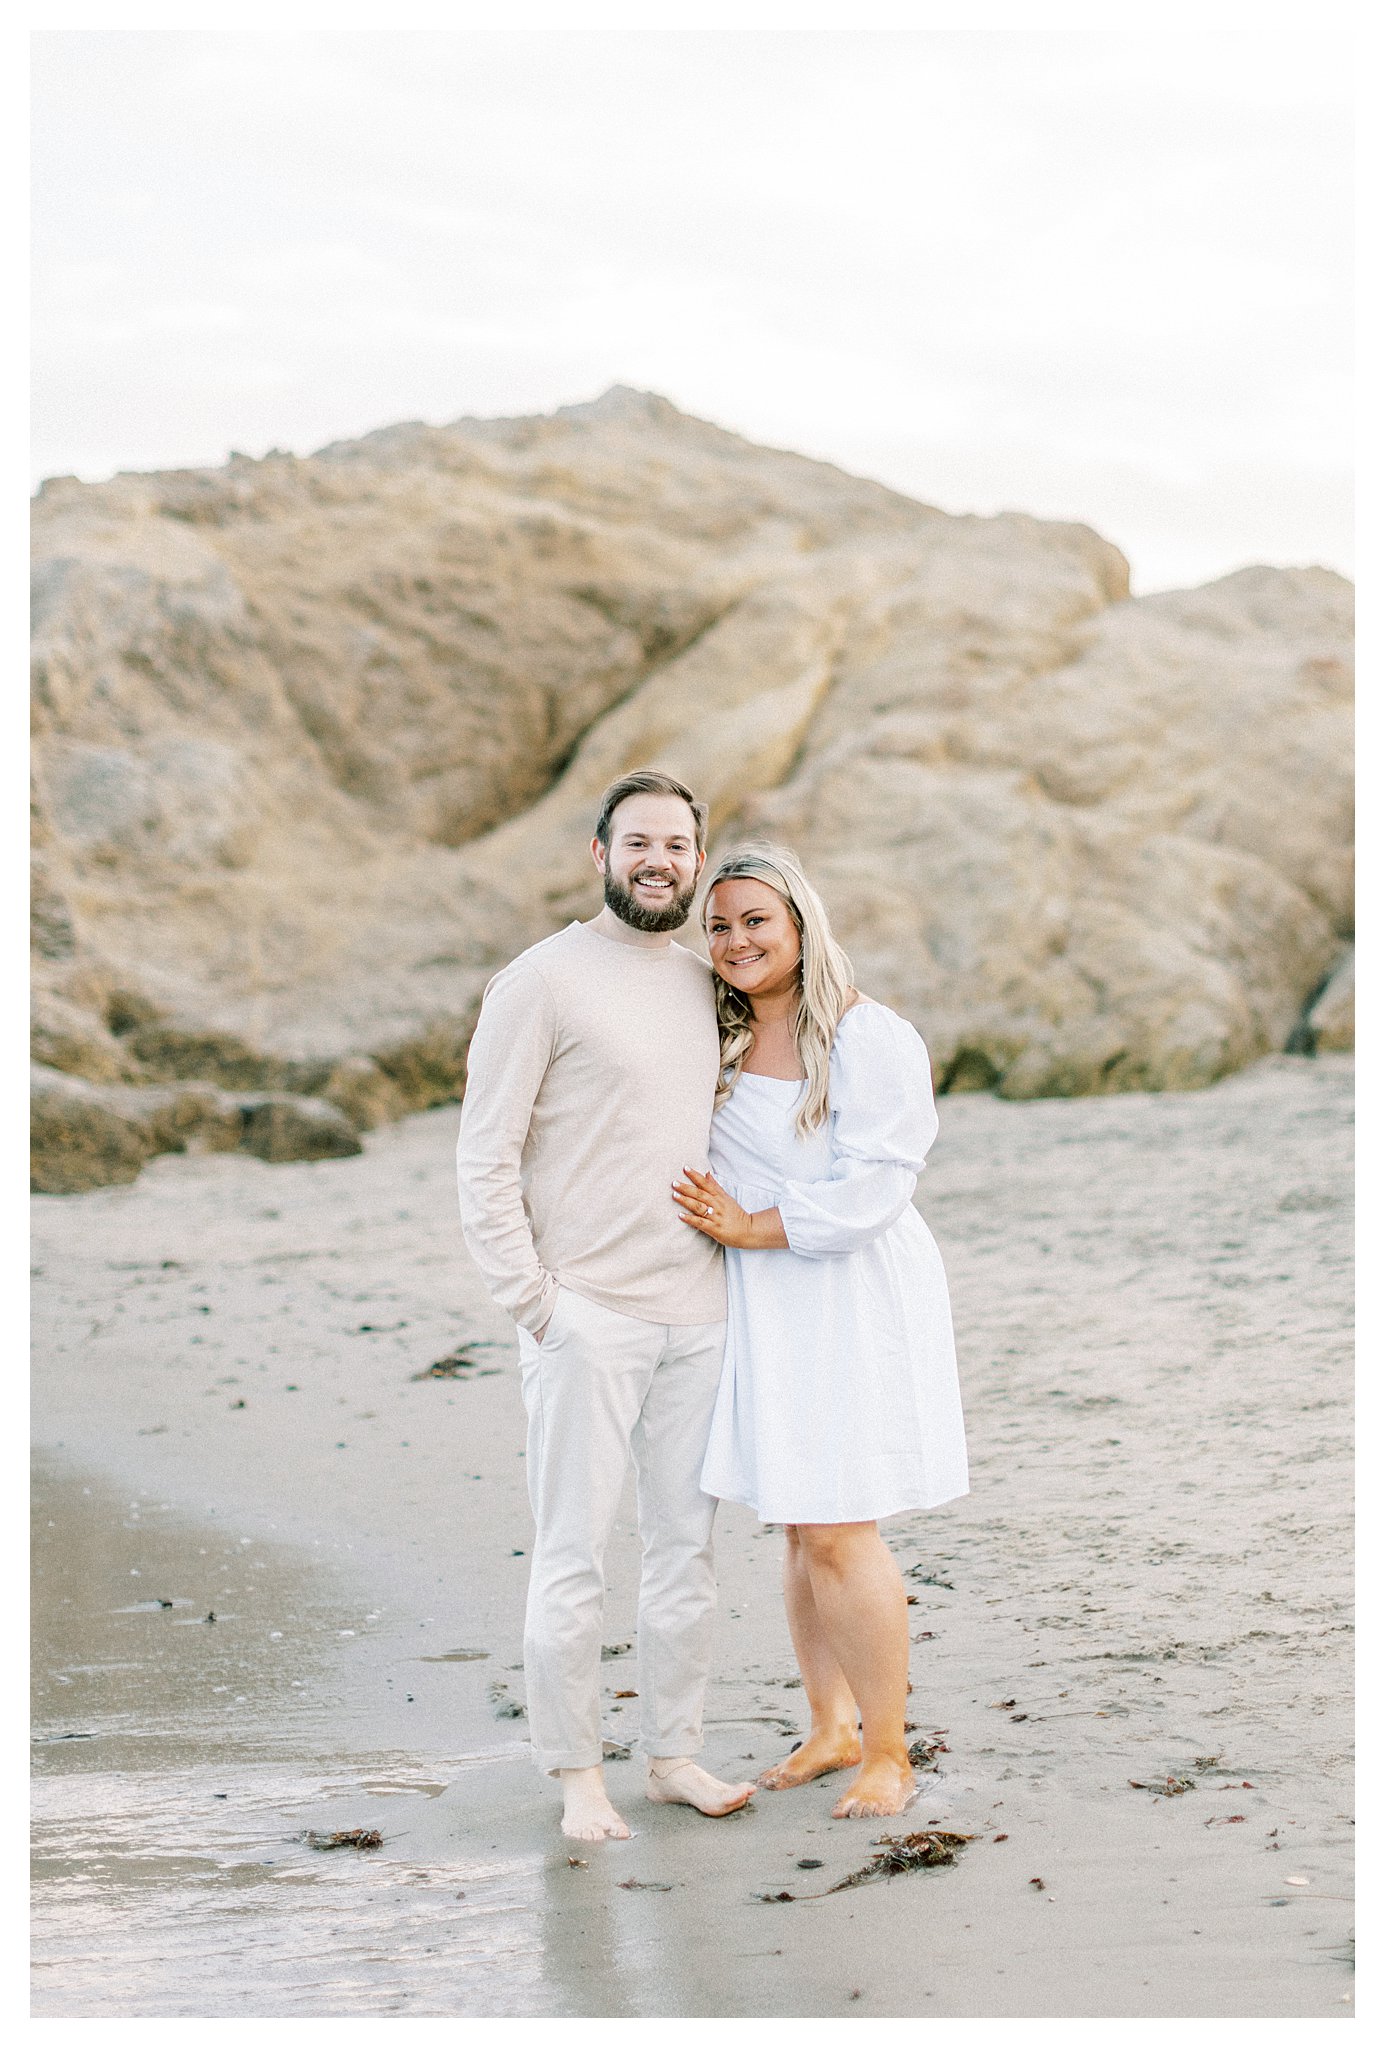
[699,1002,969,1525]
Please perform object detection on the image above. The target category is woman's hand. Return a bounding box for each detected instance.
[672,1167,750,1246]
[672,1168,787,1250]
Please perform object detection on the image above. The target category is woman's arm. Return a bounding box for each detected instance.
[775,1007,939,1259]
[672,1167,790,1249]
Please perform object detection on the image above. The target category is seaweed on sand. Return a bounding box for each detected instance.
[907,1731,950,1769]
[827,1830,974,1890]
[412,1341,503,1380]
[758,1829,973,1902]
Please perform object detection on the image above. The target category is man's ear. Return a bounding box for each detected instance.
[590,835,607,876]
[694,846,707,874]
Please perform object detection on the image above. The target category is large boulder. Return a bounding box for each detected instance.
[1307,950,1354,1053]
[31,387,1353,1189]
[30,1066,244,1195]
[238,1094,362,1164]
[732,562,1352,1095]
[29,1065,360,1195]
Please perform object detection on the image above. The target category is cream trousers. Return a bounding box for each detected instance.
[515,1286,726,1776]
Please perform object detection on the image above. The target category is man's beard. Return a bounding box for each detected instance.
[603,868,698,934]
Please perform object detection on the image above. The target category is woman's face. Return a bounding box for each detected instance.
[705,878,802,1002]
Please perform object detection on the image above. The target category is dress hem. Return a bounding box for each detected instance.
[703,1481,970,1525]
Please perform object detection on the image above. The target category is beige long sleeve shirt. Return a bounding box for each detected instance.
[455,921,726,1333]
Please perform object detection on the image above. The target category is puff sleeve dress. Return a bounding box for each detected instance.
[699,1002,969,1524]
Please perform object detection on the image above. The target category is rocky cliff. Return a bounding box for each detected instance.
[31,387,1353,1191]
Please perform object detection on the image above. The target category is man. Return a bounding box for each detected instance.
[456,769,755,1841]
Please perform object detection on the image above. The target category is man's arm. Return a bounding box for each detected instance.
[455,959,559,1335]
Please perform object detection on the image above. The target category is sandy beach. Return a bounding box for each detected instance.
[31,1051,1353,2019]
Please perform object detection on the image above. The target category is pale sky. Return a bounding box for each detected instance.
[31,28,1352,593]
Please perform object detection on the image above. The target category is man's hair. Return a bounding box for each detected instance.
[593,770,708,854]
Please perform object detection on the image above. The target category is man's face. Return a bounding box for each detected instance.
[592,793,704,933]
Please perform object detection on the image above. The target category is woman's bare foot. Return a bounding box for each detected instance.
[558,1764,631,1841]
[758,1725,862,1790]
[831,1756,917,1819]
[646,1758,756,1815]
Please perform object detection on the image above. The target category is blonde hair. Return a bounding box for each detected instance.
[701,845,855,1137]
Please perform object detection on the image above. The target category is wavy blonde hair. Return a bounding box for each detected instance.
[701,844,855,1137]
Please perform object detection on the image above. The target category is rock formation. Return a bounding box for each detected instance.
[31,387,1353,1191]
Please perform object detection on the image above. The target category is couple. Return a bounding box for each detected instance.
[455,770,968,1842]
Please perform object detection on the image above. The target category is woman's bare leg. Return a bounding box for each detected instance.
[797,1522,914,1817]
[757,1525,863,1788]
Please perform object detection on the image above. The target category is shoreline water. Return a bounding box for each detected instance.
[32,1054,1353,2017]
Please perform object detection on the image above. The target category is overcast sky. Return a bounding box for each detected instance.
[31,29,1352,593]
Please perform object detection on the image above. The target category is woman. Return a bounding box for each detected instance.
[673,846,968,1819]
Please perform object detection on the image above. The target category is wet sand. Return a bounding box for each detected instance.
[31,1052,1353,2017]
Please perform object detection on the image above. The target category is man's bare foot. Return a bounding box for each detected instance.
[558,1764,631,1841]
[646,1758,756,1815]
[831,1756,917,1819]
[758,1726,862,1790]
